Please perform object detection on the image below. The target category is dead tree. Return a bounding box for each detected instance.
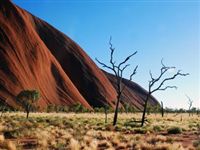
[186,95,193,116]
[96,37,138,126]
[141,59,189,127]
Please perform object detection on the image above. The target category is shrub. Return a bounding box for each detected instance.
[16,90,40,118]
[46,105,69,113]
[166,137,174,143]
[94,106,113,113]
[94,107,104,113]
[134,128,147,134]
[46,105,55,112]
[147,135,166,145]
[153,125,162,132]
[167,127,182,134]
[193,140,200,148]
[69,103,89,113]
[124,118,140,128]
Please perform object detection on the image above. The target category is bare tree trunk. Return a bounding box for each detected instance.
[26,109,29,119]
[113,93,121,126]
[161,101,164,117]
[141,94,150,127]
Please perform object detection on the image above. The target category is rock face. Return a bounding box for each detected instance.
[0,0,158,110]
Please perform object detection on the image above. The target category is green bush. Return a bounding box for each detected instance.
[153,125,162,132]
[46,103,90,113]
[94,106,113,113]
[46,105,55,112]
[69,103,89,113]
[46,105,69,112]
[167,126,182,134]
[16,90,40,118]
[94,107,104,112]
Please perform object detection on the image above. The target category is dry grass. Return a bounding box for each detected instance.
[0,112,199,149]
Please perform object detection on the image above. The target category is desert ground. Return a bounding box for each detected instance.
[0,112,199,150]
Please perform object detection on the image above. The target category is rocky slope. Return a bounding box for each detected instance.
[0,0,158,110]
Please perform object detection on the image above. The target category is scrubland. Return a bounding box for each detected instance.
[0,112,199,150]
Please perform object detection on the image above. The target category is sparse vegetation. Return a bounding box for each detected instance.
[0,112,199,149]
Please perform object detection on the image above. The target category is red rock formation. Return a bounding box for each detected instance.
[0,0,158,110]
[0,0,117,109]
[31,14,117,108]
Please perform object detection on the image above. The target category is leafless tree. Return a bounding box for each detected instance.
[141,59,189,127]
[186,95,193,116]
[96,37,138,126]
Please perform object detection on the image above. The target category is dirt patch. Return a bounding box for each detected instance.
[168,131,199,148]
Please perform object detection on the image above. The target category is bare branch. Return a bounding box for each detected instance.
[149,68,167,88]
[95,58,113,71]
[119,64,130,78]
[161,58,165,67]
[107,36,119,77]
[149,59,174,88]
[161,59,175,70]
[109,36,114,51]
[121,65,138,94]
[109,37,115,66]
[151,70,189,93]
[149,60,186,92]
[186,94,192,101]
[186,95,193,107]
[121,64,130,72]
[118,51,137,69]
[149,70,154,81]
[156,86,177,91]
[130,65,138,81]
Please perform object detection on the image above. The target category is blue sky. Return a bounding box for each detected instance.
[13,0,199,109]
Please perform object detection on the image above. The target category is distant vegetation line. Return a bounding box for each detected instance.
[1,102,199,115]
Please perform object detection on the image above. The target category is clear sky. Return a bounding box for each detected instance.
[13,0,199,109]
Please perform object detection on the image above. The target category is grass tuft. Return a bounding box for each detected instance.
[167,126,182,134]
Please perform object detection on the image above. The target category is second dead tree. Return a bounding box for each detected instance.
[141,59,189,127]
